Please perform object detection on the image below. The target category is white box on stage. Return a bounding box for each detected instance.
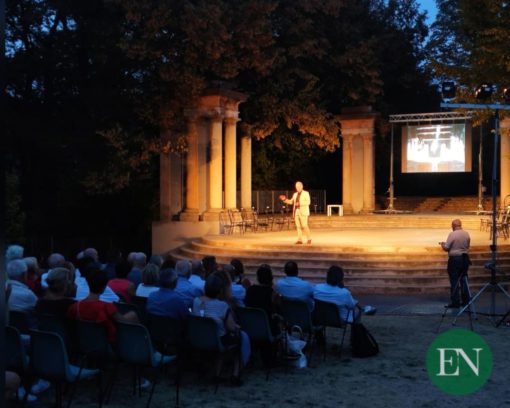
[327,204,343,217]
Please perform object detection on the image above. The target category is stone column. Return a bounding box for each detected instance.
[180,116,200,221]
[203,116,223,221]
[342,135,353,213]
[501,118,510,208]
[224,117,238,209]
[363,133,375,212]
[240,135,252,210]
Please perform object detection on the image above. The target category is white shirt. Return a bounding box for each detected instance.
[276,276,315,311]
[135,284,159,298]
[74,277,119,303]
[7,280,37,312]
[313,283,357,322]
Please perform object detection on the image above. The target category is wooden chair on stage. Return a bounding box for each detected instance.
[490,207,510,239]
[228,209,245,234]
[219,211,233,235]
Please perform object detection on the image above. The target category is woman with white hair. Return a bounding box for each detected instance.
[6,245,24,262]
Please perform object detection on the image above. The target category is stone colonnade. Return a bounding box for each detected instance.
[160,90,250,222]
[339,107,378,214]
[501,117,510,207]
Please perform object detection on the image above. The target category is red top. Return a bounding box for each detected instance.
[107,279,132,303]
[67,300,118,342]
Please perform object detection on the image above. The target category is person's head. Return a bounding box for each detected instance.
[6,245,24,262]
[191,260,205,277]
[48,253,66,269]
[7,260,28,282]
[62,261,76,282]
[202,256,217,277]
[284,261,299,277]
[212,270,232,300]
[127,252,137,265]
[83,248,99,262]
[23,257,39,275]
[295,181,304,192]
[230,259,244,282]
[142,264,160,286]
[452,219,462,230]
[161,257,176,270]
[85,265,108,295]
[175,260,191,278]
[149,255,163,268]
[46,267,71,295]
[257,264,273,285]
[75,256,95,277]
[159,268,178,289]
[132,252,147,268]
[115,260,132,279]
[204,274,224,299]
[326,265,344,287]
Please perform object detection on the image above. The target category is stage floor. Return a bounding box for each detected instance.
[204,227,508,253]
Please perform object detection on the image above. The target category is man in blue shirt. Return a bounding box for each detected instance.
[174,260,202,308]
[146,268,189,321]
[275,261,314,310]
[314,265,376,322]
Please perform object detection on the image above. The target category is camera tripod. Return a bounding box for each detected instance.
[437,272,476,332]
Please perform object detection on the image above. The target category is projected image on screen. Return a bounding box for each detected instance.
[403,123,469,173]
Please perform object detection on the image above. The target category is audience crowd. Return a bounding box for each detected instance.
[4,244,375,402]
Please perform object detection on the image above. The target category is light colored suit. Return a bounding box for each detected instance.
[284,190,311,241]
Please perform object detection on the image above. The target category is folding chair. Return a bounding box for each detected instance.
[280,298,323,366]
[115,321,178,408]
[313,300,352,359]
[236,307,281,380]
[187,315,240,393]
[29,329,101,408]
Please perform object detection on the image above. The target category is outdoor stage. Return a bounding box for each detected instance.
[169,214,510,294]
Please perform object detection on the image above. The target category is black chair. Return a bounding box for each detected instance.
[115,321,178,408]
[187,315,239,393]
[29,329,101,408]
[236,307,281,380]
[146,314,183,356]
[36,313,73,353]
[113,301,144,323]
[313,300,353,360]
[6,325,31,403]
[280,298,323,365]
[9,310,34,334]
[75,320,117,404]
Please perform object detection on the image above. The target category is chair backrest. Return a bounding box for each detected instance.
[29,329,70,382]
[236,307,273,343]
[280,298,313,332]
[9,310,33,334]
[219,211,230,225]
[132,296,148,312]
[147,314,182,350]
[36,313,71,348]
[313,300,346,327]
[114,301,143,322]
[116,321,154,365]
[6,325,28,372]
[187,315,223,352]
[75,319,113,359]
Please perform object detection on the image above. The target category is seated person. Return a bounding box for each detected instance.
[313,265,376,323]
[7,259,37,314]
[35,267,76,318]
[275,261,315,311]
[40,253,66,288]
[136,263,160,298]
[146,268,189,321]
[189,260,205,293]
[107,260,136,303]
[74,258,119,302]
[23,257,43,296]
[192,274,249,385]
[67,266,138,343]
[174,260,202,308]
[202,255,218,278]
[127,252,147,288]
[245,264,281,335]
[229,259,250,307]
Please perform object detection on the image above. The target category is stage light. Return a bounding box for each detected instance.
[441,82,456,99]
[475,83,496,100]
[503,87,510,103]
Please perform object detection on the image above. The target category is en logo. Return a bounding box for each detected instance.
[426,328,493,395]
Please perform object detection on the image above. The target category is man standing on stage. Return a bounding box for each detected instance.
[279,181,312,245]
[440,218,471,307]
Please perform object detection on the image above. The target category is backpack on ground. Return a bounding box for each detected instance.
[350,323,379,357]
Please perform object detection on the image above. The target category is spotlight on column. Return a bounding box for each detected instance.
[503,87,510,104]
[475,83,496,100]
[441,82,456,99]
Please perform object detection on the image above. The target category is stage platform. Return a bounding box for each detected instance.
[169,214,510,294]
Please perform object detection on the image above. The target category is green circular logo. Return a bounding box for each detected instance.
[426,328,492,395]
